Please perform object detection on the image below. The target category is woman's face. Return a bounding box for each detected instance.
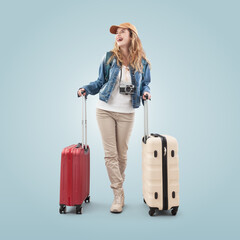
[115,27,131,48]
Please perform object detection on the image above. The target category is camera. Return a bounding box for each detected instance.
[119,82,135,95]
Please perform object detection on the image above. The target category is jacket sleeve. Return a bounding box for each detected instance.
[140,62,151,105]
[78,53,107,97]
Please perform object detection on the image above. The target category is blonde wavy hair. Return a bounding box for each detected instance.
[106,28,151,73]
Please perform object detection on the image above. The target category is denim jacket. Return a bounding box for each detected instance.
[79,52,151,108]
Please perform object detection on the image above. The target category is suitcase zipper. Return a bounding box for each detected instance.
[151,133,168,210]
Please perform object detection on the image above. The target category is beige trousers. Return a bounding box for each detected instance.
[96,108,135,195]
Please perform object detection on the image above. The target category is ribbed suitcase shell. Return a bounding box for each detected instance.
[142,134,179,211]
[60,144,90,207]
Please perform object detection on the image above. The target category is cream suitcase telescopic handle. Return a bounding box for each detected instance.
[143,94,150,143]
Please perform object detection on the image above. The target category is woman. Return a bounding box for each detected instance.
[77,22,151,213]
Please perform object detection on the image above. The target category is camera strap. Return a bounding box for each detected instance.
[119,63,122,83]
[129,65,136,90]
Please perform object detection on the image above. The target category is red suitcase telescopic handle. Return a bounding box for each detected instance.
[79,90,87,150]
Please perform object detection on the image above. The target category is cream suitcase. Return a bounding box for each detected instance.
[142,97,179,216]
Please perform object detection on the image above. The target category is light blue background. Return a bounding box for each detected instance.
[1,0,239,239]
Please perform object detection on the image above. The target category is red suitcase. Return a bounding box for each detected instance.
[59,95,90,214]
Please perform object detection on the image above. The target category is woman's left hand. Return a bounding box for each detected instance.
[142,92,151,100]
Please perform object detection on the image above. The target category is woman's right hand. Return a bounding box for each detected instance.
[78,88,86,97]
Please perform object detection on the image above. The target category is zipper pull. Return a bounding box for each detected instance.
[164,147,167,156]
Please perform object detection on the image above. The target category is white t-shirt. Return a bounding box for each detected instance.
[96,65,135,113]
